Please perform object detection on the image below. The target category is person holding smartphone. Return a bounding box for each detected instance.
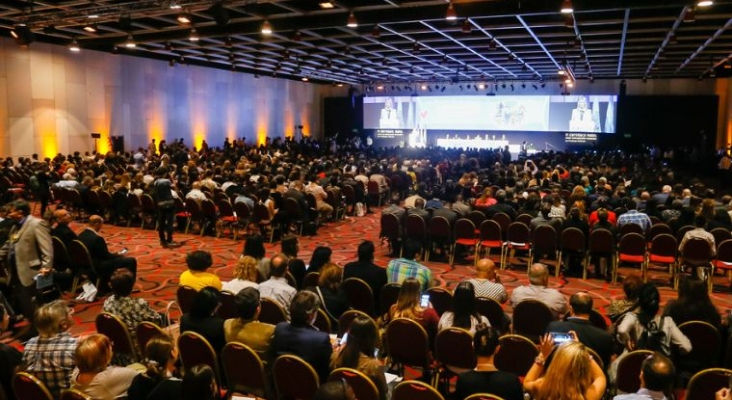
[330,316,387,400]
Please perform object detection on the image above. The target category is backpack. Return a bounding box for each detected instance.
[637,316,671,356]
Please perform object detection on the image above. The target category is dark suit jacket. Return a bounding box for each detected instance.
[486,202,517,220]
[272,322,332,382]
[546,317,613,368]
[180,314,226,356]
[51,224,78,248]
[343,260,387,313]
[78,228,116,262]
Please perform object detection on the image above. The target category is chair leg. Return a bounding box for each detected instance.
[582,254,588,280]
[557,251,563,278]
[613,255,619,284]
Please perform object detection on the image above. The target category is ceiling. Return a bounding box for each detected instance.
[2,0,732,86]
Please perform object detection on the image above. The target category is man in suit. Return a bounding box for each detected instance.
[546,291,612,367]
[486,190,517,220]
[343,240,387,314]
[50,209,77,248]
[77,215,137,289]
[0,199,53,333]
[272,290,333,382]
[406,198,430,221]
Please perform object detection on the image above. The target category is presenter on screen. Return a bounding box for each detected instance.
[379,97,401,129]
[569,96,597,132]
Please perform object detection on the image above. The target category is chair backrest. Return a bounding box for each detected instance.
[467,210,486,228]
[380,213,402,241]
[342,278,375,316]
[478,220,502,243]
[434,328,477,370]
[425,287,453,316]
[531,224,558,253]
[367,180,380,194]
[140,194,156,212]
[493,334,538,377]
[620,223,644,237]
[302,272,321,289]
[405,214,428,241]
[428,216,452,242]
[379,283,401,316]
[59,389,92,400]
[392,380,445,400]
[185,198,202,218]
[560,227,586,252]
[677,321,722,374]
[515,214,533,227]
[686,368,732,400]
[95,312,138,362]
[512,300,553,342]
[648,223,673,240]
[68,239,94,271]
[384,318,430,368]
[588,309,608,331]
[216,290,238,320]
[506,222,530,245]
[677,225,696,243]
[475,297,505,332]
[233,201,251,221]
[135,321,165,355]
[259,297,288,325]
[491,213,511,236]
[618,233,647,256]
[454,218,477,241]
[588,228,615,253]
[178,331,222,385]
[649,234,678,258]
[682,237,714,265]
[717,239,732,264]
[313,308,333,334]
[342,185,356,204]
[284,197,304,219]
[711,228,732,248]
[12,372,54,400]
[221,342,267,398]
[273,355,320,400]
[176,285,198,314]
[201,199,217,218]
[252,203,270,223]
[338,310,377,337]
[218,199,234,217]
[615,350,654,393]
[51,236,71,271]
[464,394,506,400]
[328,368,380,400]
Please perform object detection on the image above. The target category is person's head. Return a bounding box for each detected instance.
[384,97,394,110]
[281,235,299,258]
[637,283,661,325]
[53,209,72,225]
[243,235,266,260]
[182,364,218,400]
[143,334,178,380]
[234,287,261,320]
[75,333,113,373]
[313,381,356,400]
[541,342,594,400]
[528,263,549,286]
[186,250,213,272]
[402,239,422,261]
[569,291,593,317]
[268,253,288,278]
[340,316,379,368]
[623,274,643,301]
[35,300,74,336]
[475,258,496,280]
[230,249,258,278]
[641,352,676,392]
[694,214,706,228]
[357,240,375,263]
[290,290,320,326]
[190,287,221,318]
[473,324,500,358]
[309,246,333,271]
[318,263,343,292]
[87,214,104,231]
[452,281,478,329]
[395,277,422,312]
[109,268,135,297]
[6,199,30,221]
[540,202,552,218]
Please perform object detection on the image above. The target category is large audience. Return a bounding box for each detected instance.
[0,135,731,400]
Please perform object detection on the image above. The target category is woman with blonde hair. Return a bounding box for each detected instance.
[315,263,350,321]
[475,187,496,208]
[71,333,140,400]
[222,255,259,293]
[524,334,606,400]
[384,278,439,343]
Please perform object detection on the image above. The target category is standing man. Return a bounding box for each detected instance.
[0,199,53,333]
[153,167,178,248]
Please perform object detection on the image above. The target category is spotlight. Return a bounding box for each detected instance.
[83,24,97,33]
[319,1,335,9]
[302,77,309,82]
[567,82,574,88]
[337,83,344,87]
[347,12,358,28]
[561,0,574,14]
[446,1,457,20]
[177,11,192,24]
[124,34,136,48]
[421,84,427,90]
[477,83,485,89]
[208,3,230,26]
[170,1,182,9]
[558,70,565,75]
[189,28,200,41]
[261,20,272,34]
[68,38,81,52]
[376,85,384,90]
[697,0,713,6]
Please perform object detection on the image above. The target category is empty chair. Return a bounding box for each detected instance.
[221,342,268,399]
[273,355,320,400]
[584,229,615,280]
[451,219,479,267]
[426,216,451,262]
[384,318,432,377]
[177,331,222,386]
[392,380,445,400]
[176,285,197,314]
[502,222,531,270]
[680,237,715,292]
[404,214,428,256]
[646,234,678,287]
[380,213,402,256]
[434,328,476,393]
[615,233,647,284]
[528,225,559,277]
[511,300,553,343]
[328,368,380,400]
[12,372,54,400]
[558,227,586,279]
[477,220,503,262]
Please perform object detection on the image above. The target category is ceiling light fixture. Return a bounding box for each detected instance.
[489,39,496,50]
[68,38,81,52]
[124,34,136,48]
[83,24,97,33]
[319,2,335,9]
[446,2,457,20]
[347,12,358,28]
[697,0,713,6]
[170,1,182,9]
[684,9,696,23]
[293,31,302,41]
[177,11,192,24]
[302,77,309,82]
[189,28,199,41]
[372,26,380,38]
[261,20,272,34]
[561,0,574,13]
[462,19,471,33]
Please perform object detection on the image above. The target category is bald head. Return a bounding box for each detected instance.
[569,292,593,316]
[528,263,549,286]
[476,258,497,279]
[53,209,71,225]
[641,353,676,392]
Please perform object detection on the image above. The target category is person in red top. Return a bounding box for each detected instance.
[589,206,617,227]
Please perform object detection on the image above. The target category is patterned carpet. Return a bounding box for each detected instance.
[14,207,732,339]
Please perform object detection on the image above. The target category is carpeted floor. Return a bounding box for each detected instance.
[9,206,732,340]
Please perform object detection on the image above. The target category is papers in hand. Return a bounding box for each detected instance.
[385,372,402,384]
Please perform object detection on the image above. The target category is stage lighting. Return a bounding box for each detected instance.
[347,12,358,28]
[477,83,485,89]
[208,3,230,26]
[189,28,200,42]
[446,1,457,20]
[83,24,97,33]
[302,77,309,82]
[561,0,574,14]
[319,1,335,9]
[177,11,192,24]
[68,38,81,52]
[421,84,427,90]
[376,85,384,90]
[261,20,272,34]
[124,34,136,48]
[697,0,713,6]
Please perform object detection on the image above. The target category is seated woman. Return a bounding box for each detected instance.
[282,235,307,288]
[180,287,226,355]
[308,246,332,274]
[315,263,350,322]
[524,334,606,400]
[223,287,275,360]
[438,281,489,334]
[383,278,439,345]
[71,333,141,400]
[331,316,388,400]
[243,235,271,279]
[182,364,220,400]
[474,188,496,209]
[103,268,163,335]
[222,255,259,294]
[179,250,222,291]
[664,276,721,329]
[128,334,182,400]
[455,325,523,400]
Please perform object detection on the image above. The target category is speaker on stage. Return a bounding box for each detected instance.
[110,136,124,153]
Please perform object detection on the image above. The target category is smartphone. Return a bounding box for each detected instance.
[119,248,128,255]
[420,294,430,308]
[550,332,572,344]
[340,333,348,345]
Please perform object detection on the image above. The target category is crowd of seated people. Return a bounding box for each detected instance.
[1,135,732,400]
